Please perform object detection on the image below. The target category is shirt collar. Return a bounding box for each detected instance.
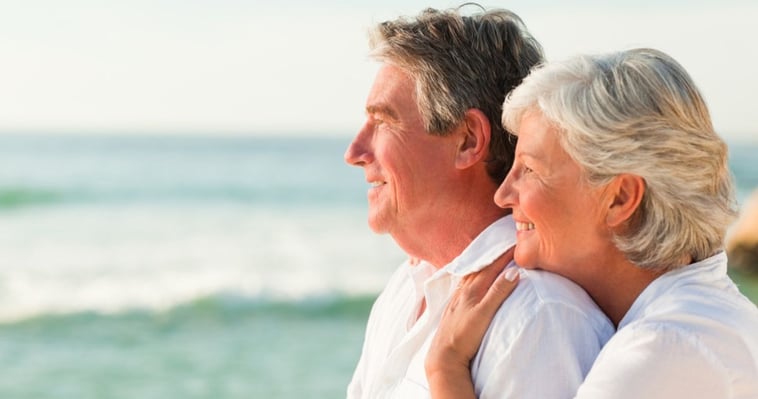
[408,259,438,305]
[406,215,516,302]
[618,251,728,328]
[443,215,517,277]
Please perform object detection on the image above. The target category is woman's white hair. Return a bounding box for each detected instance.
[502,48,737,272]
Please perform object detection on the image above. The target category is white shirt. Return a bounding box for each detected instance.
[347,216,614,399]
[575,252,758,399]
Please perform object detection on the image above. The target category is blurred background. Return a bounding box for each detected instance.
[1,1,756,398]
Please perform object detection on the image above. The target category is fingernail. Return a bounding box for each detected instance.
[504,267,519,282]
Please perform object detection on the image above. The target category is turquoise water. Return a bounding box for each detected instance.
[0,134,406,398]
[0,134,756,398]
[0,296,373,398]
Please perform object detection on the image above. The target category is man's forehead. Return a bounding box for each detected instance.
[364,65,417,119]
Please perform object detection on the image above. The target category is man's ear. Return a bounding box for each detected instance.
[455,109,491,170]
[606,174,646,228]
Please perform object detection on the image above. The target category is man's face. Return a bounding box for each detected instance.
[344,65,460,238]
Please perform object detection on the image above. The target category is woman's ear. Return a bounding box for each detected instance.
[606,174,646,228]
[455,109,491,170]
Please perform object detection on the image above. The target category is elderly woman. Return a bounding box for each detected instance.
[425,48,758,398]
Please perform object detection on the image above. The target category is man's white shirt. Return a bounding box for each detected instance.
[347,216,614,399]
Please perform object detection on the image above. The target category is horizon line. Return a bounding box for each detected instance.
[0,128,755,143]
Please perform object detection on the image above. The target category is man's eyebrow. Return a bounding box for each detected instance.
[366,104,399,120]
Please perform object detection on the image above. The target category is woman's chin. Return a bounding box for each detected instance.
[513,247,539,269]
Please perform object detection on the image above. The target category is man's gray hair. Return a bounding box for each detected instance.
[370,4,544,183]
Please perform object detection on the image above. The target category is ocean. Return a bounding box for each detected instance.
[0,133,756,398]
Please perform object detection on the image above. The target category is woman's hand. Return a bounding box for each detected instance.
[426,248,520,399]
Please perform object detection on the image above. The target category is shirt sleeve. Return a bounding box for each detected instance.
[474,302,608,399]
[346,262,413,399]
[346,350,366,399]
[346,285,387,399]
[574,324,731,399]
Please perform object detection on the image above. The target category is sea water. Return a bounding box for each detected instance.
[0,133,756,398]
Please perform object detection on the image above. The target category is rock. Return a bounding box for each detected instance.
[727,189,758,274]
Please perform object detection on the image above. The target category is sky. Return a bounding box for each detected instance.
[1,0,756,141]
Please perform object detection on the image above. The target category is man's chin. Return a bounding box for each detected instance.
[367,218,389,234]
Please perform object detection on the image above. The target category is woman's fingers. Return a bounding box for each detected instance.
[454,248,520,336]
[459,249,511,297]
[482,255,520,314]
[427,248,520,377]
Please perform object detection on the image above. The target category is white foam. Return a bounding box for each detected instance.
[0,203,404,322]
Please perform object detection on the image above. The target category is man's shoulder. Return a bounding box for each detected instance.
[518,269,601,311]
[491,268,612,331]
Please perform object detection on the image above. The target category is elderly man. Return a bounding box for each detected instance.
[344,5,614,398]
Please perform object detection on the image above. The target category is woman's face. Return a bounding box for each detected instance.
[495,113,612,278]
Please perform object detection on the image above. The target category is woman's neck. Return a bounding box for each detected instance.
[582,259,664,327]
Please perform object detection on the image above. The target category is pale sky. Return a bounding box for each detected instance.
[1,0,756,141]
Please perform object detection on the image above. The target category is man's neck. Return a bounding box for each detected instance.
[398,203,508,269]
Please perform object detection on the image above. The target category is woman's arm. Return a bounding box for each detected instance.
[425,249,520,399]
